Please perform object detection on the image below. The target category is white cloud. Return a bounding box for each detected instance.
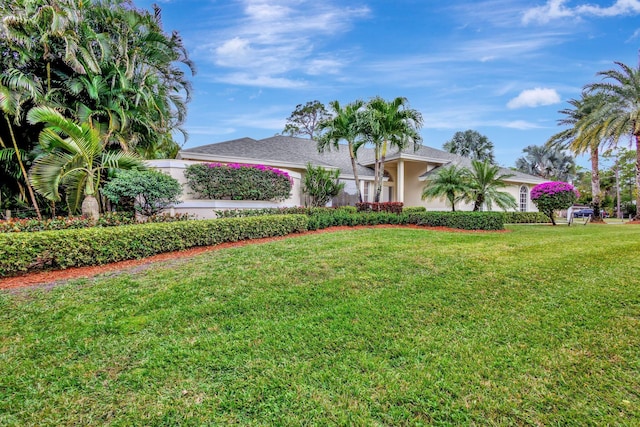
[507,88,561,109]
[501,120,543,130]
[214,73,308,89]
[523,0,640,24]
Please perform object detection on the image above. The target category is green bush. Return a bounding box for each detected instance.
[102,169,182,216]
[403,206,426,214]
[502,212,551,224]
[302,163,345,207]
[0,215,308,277]
[306,212,408,230]
[407,211,504,230]
[185,163,292,201]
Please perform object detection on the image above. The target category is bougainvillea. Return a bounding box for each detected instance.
[530,181,579,225]
[184,163,293,201]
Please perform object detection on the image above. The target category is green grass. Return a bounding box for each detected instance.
[1,224,639,426]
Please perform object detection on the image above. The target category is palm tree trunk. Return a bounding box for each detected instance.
[635,134,640,220]
[348,143,363,203]
[375,140,388,203]
[590,146,604,222]
[4,116,41,220]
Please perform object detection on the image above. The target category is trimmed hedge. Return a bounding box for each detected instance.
[403,206,427,214]
[0,215,307,277]
[503,211,551,224]
[407,211,505,230]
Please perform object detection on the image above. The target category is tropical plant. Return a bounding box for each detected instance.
[317,99,365,202]
[443,130,496,164]
[465,160,517,211]
[421,164,471,211]
[530,181,579,225]
[302,163,345,207]
[26,106,145,220]
[585,61,640,219]
[546,93,611,222]
[515,144,576,182]
[101,169,182,216]
[283,100,330,139]
[357,96,423,202]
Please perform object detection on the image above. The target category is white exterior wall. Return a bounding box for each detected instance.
[147,159,303,219]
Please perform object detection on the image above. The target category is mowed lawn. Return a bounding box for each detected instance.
[1,224,639,426]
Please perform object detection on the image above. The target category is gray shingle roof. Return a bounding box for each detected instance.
[179,135,545,183]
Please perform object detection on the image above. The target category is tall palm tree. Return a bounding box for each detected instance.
[585,61,640,219]
[421,164,471,211]
[27,106,144,219]
[358,96,423,202]
[465,160,517,211]
[443,129,496,164]
[317,99,365,202]
[546,93,611,221]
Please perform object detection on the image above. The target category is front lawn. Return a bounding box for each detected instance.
[1,224,639,425]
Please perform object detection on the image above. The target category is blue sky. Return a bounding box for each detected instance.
[137,0,640,167]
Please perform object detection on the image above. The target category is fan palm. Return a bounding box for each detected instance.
[421,164,471,211]
[317,100,365,202]
[27,106,145,219]
[465,160,517,211]
[585,61,640,219]
[443,130,496,164]
[358,96,423,202]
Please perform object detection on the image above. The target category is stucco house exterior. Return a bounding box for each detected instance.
[149,135,546,218]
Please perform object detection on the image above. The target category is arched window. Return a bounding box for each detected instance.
[519,186,528,212]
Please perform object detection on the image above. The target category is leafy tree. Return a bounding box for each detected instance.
[546,93,612,222]
[317,99,365,202]
[465,160,517,211]
[531,181,579,225]
[283,100,330,139]
[27,106,145,220]
[515,144,576,182]
[585,61,640,219]
[302,163,345,207]
[102,169,181,216]
[443,130,495,164]
[358,96,423,202]
[421,164,471,211]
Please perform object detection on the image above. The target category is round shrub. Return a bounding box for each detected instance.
[531,181,579,225]
[185,163,293,201]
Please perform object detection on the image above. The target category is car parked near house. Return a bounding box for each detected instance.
[573,209,609,218]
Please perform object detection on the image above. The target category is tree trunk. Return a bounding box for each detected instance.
[348,143,363,203]
[590,146,604,223]
[82,195,100,221]
[4,116,41,220]
[635,134,640,221]
[374,140,388,203]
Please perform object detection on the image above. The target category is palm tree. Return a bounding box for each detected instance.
[358,96,423,202]
[515,144,576,182]
[585,61,640,220]
[546,93,611,221]
[421,164,471,211]
[26,106,145,219]
[443,130,496,164]
[317,100,365,202]
[465,160,517,211]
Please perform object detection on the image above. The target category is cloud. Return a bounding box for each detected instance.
[523,0,640,24]
[213,73,308,89]
[507,88,561,109]
[501,120,543,130]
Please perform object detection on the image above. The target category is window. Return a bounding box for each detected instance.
[519,186,528,212]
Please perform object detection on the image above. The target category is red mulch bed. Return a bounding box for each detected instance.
[1,224,506,291]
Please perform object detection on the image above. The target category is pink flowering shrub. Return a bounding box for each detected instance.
[184,162,293,201]
[530,181,579,225]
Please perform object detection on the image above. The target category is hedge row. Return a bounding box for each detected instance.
[0,215,307,277]
[502,211,551,224]
[407,211,505,230]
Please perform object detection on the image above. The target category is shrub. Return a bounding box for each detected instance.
[403,206,426,214]
[407,211,504,230]
[185,163,292,201]
[302,163,345,207]
[0,215,308,277]
[102,169,182,216]
[531,182,579,225]
[356,202,404,214]
[502,212,551,224]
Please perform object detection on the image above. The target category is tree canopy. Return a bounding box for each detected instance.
[443,130,495,164]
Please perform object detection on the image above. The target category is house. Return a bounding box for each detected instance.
[148,135,546,218]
